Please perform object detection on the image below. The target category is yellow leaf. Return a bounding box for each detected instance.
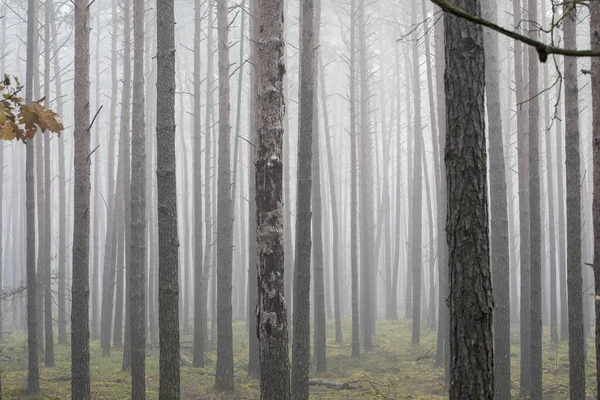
[0,103,8,125]
[0,121,17,140]
[27,103,64,133]
[18,104,39,131]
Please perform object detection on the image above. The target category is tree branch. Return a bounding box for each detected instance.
[429,0,600,62]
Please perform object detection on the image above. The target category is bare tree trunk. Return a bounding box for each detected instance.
[358,0,375,352]
[247,0,259,378]
[42,0,54,366]
[156,0,181,391]
[255,0,290,394]
[214,0,234,390]
[349,0,360,359]
[557,90,567,341]
[130,0,147,390]
[410,0,423,345]
[482,0,509,396]
[291,0,315,393]
[445,0,493,396]
[71,0,91,392]
[25,0,40,385]
[100,0,120,356]
[320,55,342,342]
[192,0,206,368]
[564,4,586,397]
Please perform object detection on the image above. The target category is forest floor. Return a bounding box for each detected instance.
[0,318,595,399]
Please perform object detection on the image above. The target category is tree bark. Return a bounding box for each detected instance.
[564,4,586,398]
[214,0,234,390]
[255,0,290,395]
[291,0,314,394]
[72,0,91,393]
[482,0,510,396]
[156,0,181,392]
[445,0,494,396]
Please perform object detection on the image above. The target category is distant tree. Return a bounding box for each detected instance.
[444,0,494,397]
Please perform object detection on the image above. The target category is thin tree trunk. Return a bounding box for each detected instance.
[482,0,510,396]
[564,4,586,397]
[291,0,315,393]
[71,0,91,392]
[320,55,342,342]
[130,0,147,390]
[215,0,234,389]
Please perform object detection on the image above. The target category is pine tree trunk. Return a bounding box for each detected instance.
[564,4,586,397]
[291,0,315,393]
[445,0,493,396]
[215,0,234,390]
[482,0,510,396]
[130,0,147,391]
[71,0,91,392]
[320,55,342,342]
[156,0,181,391]
[192,0,206,368]
[255,0,290,393]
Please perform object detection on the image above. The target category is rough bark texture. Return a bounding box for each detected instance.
[156,0,181,393]
[444,0,494,396]
[482,0,510,396]
[25,0,39,390]
[130,0,147,391]
[291,0,314,396]
[564,4,586,398]
[215,0,234,390]
[72,0,91,394]
[255,0,290,395]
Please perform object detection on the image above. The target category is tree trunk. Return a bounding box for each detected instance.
[247,0,259,378]
[156,0,181,392]
[482,0,510,396]
[71,0,91,393]
[590,0,600,396]
[25,0,39,387]
[349,0,360,359]
[192,0,206,368]
[214,0,234,390]
[291,0,315,393]
[445,0,493,396]
[130,0,147,391]
[320,55,342,342]
[255,0,290,396]
[564,4,586,398]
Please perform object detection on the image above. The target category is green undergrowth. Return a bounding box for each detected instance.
[0,319,593,399]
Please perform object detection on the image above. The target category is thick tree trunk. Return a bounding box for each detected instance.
[156,0,181,392]
[291,0,315,394]
[482,0,510,396]
[255,0,290,396]
[214,0,234,390]
[445,0,494,396]
[564,4,586,398]
[71,0,91,393]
